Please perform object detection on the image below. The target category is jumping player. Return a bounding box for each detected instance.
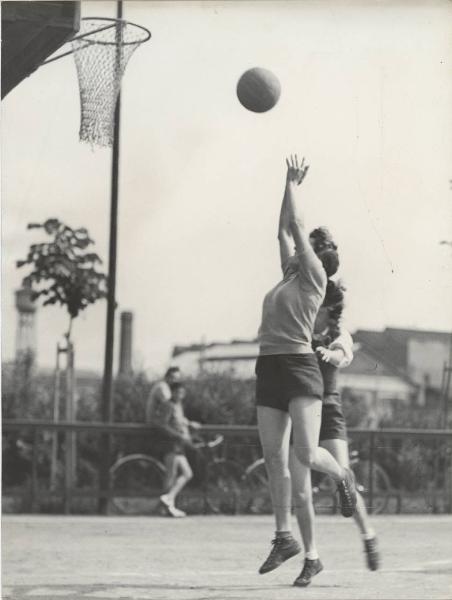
[289,285,380,587]
[256,155,357,577]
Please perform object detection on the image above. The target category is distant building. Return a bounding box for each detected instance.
[172,340,258,379]
[170,332,420,405]
[354,328,451,392]
[339,342,418,427]
[171,331,439,426]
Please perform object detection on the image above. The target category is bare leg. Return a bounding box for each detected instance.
[164,455,193,506]
[257,406,302,575]
[289,397,344,481]
[289,446,318,557]
[320,438,374,536]
[163,452,178,493]
[257,406,292,531]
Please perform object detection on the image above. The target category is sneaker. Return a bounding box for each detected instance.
[258,536,301,574]
[159,494,173,510]
[293,558,324,587]
[337,467,357,517]
[364,536,380,571]
[160,494,186,518]
[169,507,186,518]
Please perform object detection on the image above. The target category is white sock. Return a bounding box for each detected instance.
[306,551,319,560]
[362,530,376,541]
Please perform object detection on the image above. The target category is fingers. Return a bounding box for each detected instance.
[287,156,296,170]
[294,155,306,169]
[316,346,330,362]
[297,163,309,185]
[286,155,307,169]
[286,155,309,183]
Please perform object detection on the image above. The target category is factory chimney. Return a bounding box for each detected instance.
[118,311,133,375]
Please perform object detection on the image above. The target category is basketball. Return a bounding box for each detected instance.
[236,67,281,113]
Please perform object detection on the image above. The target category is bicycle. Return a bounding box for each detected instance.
[109,433,244,515]
[242,448,392,515]
[314,449,391,514]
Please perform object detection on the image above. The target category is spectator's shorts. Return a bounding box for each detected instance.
[160,439,186,456]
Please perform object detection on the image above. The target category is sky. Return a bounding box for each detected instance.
[2,0,452,376]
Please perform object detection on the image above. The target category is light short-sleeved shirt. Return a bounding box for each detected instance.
[147,382,191,441]
[329,328,354,368]
[316,328,354,398]
[146,380,172,425]
[169,402,190,440]
[258,254,326,355]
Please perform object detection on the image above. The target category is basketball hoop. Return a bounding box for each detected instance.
[70,17,151,147]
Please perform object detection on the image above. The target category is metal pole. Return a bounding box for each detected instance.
[444,366,451,428]
[368,431,375,514]
[99,0,123,514]
[31,428,39,512]
[68,341,77,485]
[64,340,74,514]
[446,440,452,514]
[50,343,62,490]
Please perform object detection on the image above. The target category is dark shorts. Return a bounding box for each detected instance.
[255,353,324,412]
[160,440,186,457]
[319,395,347,441]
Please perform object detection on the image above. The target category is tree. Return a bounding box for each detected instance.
[17,218,107,340]
[16,218,108,492]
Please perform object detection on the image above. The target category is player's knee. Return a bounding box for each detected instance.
[295,448,316,469]
[292,488,311,507]
[262,447,288,472]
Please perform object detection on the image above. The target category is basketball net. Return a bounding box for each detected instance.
[71,18,150,148]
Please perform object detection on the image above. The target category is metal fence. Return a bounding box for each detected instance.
[3,419,452,515]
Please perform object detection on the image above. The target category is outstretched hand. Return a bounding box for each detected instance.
[286,154,309,185]
[316,346,345,368]
[316,346,332,363]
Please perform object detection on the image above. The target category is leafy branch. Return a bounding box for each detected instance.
[17,219,108,339]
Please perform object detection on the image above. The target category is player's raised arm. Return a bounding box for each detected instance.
[284,155,326,290]
[278,188,294,273]
[278,155,309,272]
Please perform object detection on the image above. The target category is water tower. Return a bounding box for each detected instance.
[15,286,37,362]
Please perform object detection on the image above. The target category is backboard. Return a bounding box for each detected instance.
[1,1,80,99]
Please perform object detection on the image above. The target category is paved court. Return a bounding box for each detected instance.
[2,515,452,599]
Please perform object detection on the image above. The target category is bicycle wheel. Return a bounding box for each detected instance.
[110,454,166,515]
[352,461,391,514]
[241,459,272,514]
[204,459,243,515]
